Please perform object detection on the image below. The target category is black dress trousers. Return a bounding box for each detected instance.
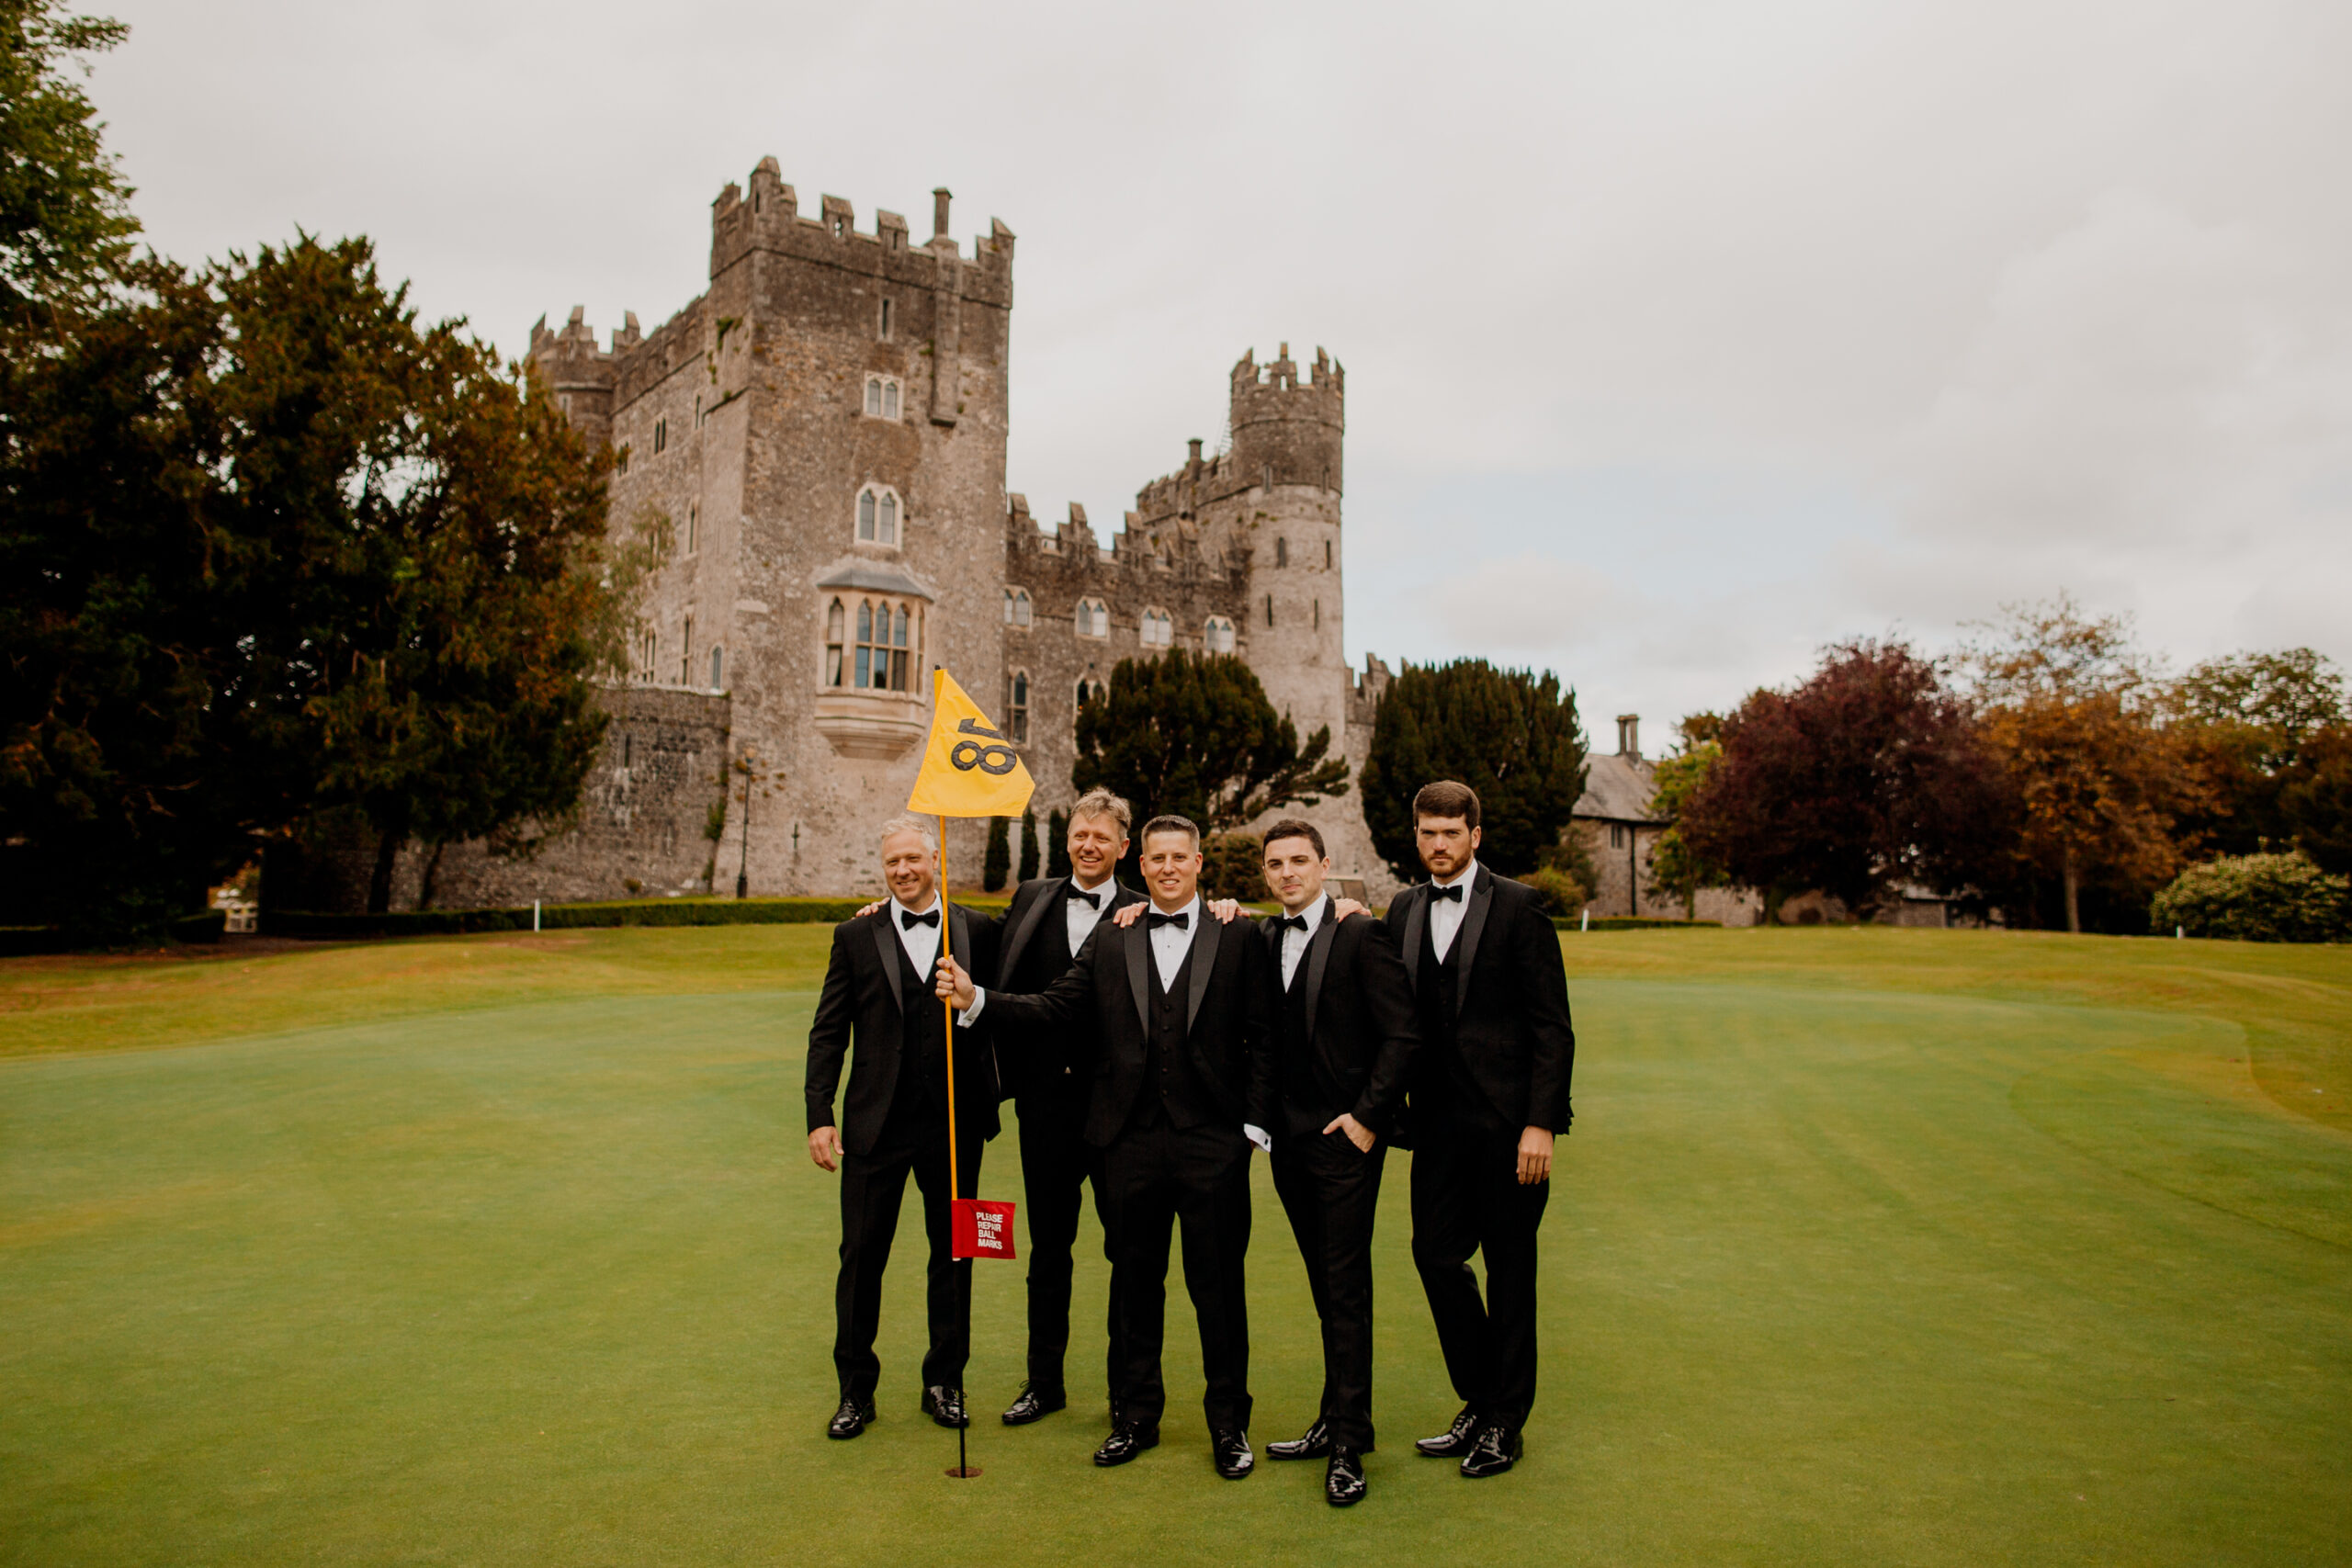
[1408,1095,1547,1432]
[1272,1128,1386,1450]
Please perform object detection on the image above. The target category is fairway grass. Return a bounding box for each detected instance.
[1,928,2346,1565]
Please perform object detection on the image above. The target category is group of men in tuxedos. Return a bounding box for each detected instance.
[803,781,1576,1506]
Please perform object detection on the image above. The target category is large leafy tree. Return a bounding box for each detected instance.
[1072,648,1349,842]
[0,237,619,936]
[0,0,137,325]
[2164,648,2346,857]
[2281,725,2352,877]
[1359,659,1587,881]
[1679,639,2007,920]
[1962,596,2200,932]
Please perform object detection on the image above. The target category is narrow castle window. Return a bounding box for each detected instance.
[695,394,704,428]
[653,417,668,454]
[1204,615,1236,654]
[709,647,723,690]
[1276,536,1288,567]
[879,299,893,339]
[1003,587,1032,627]
[1264,594,1275,627]
[1006,670,1030,742]
[825,600,846,686]
[679,615,694,685]
[1314,598,1320,629]
[855,485,901,546]
[1076,597,1109,638]
[686,503,698,555]
[639,630,658,683]
[1325,539,1332,569]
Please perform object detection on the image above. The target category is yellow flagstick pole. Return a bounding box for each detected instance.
[938,812,974,1479]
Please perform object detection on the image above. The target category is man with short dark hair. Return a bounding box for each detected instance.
[1386,781,1575,1478]
[1254,817,1419,1506]
[806,817,1001,1440]
[982,788,1144,1426]
[939,815,1274,1479]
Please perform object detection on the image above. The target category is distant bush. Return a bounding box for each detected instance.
[1200,832,1268,902]
[1519,866,1589,916]
[2149,852,2351,943]
[263,897,871,941]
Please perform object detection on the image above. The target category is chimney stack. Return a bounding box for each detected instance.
[932,187,952,240]
[1617,714,1641,760]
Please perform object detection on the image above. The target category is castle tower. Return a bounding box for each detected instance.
[1219,344,1346,757]
[539,156,1018,895]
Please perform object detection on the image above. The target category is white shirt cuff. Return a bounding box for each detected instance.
[958,986,987,1024]
[1243,1122,1272,1153]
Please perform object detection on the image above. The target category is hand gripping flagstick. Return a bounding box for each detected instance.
[905,669,1035,1479]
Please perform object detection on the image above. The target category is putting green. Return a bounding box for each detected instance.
[0,929,2346,1564]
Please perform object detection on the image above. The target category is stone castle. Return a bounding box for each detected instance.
[402,156,1398,908]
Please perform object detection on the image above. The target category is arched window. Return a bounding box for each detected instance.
[1204,615,1236,654]
[840,597,917,692]
[1076,597,1109,638]
[709,646,724,690]
[1076,675,1106,711]
[639,629,659,683]
[1139,607,1173,648]
[1003,586,1032,627]
[824,599,846,687]
[855,485,901,546]
[864,375,901,419]
[1006,669,1030,742]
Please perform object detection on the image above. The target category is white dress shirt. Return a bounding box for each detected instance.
[1428,860,1478,960]
[1145,894,1204,989]
[891,895,976,1028]
[1276,893,1329,990]
[1064,874,1117,957]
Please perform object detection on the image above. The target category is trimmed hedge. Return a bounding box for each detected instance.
[2149,852,2350,943]
[1,908,227,957]
[1554,916,1724,931]
[262,897,875,941]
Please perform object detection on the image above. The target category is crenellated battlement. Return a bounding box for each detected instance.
[1227,342,1344,496]
[705,155,1016,310]
[1005,493,1246,581]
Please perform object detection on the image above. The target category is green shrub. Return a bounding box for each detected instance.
[1200,832,1268,902]
[1519,866,1588,916]
[262,897,873,941]
[2149,852,2351,943]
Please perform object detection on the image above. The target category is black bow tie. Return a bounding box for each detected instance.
[1146,909,1190,931]
[1429,883,1465,903]
[1278,914,1310,932]
[1065,886,1103,908]
[899,908,940,930]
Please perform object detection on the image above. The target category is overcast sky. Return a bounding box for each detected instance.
[91,0,2352,739]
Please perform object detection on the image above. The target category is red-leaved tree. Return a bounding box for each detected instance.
[1679,639,2008,919]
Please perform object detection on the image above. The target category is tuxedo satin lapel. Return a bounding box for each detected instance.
[947,905,972,986]
[1002,881,1058,979]
[1303,902,1340,1042]
[1453,869,1495,1017]
[871,919,904,1014]
[1123,919,1152,1038]
[1400,890,1428,996]
[1185,912,1223,1032]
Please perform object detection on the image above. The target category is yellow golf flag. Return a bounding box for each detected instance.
[907,668,1037,819]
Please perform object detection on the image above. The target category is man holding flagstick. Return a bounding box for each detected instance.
[806,671,1034,1450]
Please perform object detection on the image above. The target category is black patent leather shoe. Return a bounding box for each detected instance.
[1211,1427,1254,1479]
[1266,1418,1330,1461]
[1326,1446,1367,1506]
[1093,1423,1159,1466]
[827,1396,876,1439]
[1001,1383,1067,1426]
[1459,1425,1521,1478]
[921,1386,969,1428]
[1415,1405,1483,1457]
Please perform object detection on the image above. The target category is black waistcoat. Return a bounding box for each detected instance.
[1418,910,1496,1126]
[893,942,948,1120]
[1279,943,1344,1136]
[1135,937,1216,1132]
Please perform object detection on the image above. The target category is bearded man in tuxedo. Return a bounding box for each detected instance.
[1386,781,1576,1478]
[805,816,1001,1440]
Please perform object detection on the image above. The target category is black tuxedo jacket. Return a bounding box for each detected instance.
[980,907,1276,1149]
[982,874,1147,1107]
[1385,866,1576,1134]
[1262,901,1421,1142]
[805,903,1002,1157]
